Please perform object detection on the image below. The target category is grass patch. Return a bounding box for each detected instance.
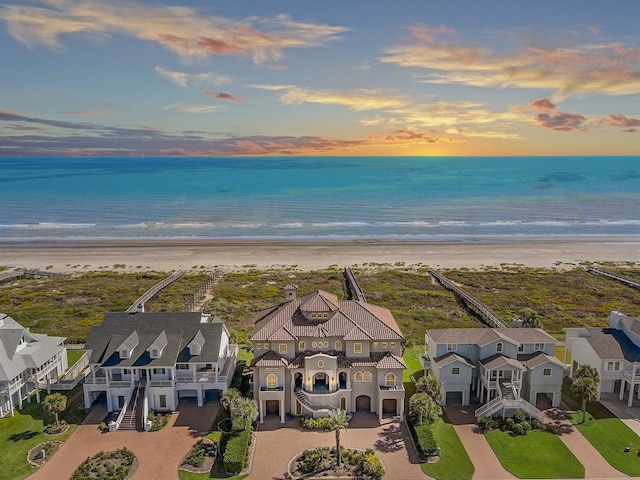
[178,471,247,480]
[422,416,474,480]
[402,345,424,382]
[66,349,85,368]
[0,386,87,480]
[485,429,584,478]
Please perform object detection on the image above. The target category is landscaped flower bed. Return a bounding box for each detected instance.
[70,447,137,480]
[289,446,384,480]
[180,438,217,473]
[148,411,171,431]
[27,440,63,467]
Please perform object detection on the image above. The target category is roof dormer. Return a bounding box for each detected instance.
[187,330,206,356]
[148,330,168,359]
[118,331,139,359]
[299,290,339,321]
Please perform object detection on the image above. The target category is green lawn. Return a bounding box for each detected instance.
[66,349,86,368]
[0,386,87,480]
[403,345,424,383]
[236,346,253,365]
[422,416,474,480]
[485,429,584,479]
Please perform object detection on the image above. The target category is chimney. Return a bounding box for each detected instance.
[283,284,298,302]
[136,303,145,313]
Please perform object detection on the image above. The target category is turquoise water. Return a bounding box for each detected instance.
[1,156,639,241]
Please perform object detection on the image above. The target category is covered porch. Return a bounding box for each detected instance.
[477,355,525,403]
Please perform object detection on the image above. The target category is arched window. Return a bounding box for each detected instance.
[363,371,372,382]
[335,340,342,350]
[266,374,278,389]
[496,342,503,353]
[385,372,395,386]
[299,341,306,350]
[354,371,364,382]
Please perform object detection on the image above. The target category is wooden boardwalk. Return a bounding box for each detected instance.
[586,267,640,290]
[125,271,185,313]
[0,269,70,284]
[428,269,507,328]
[344,266,366,302]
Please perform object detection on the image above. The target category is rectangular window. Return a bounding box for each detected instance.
[606,361,621,371]
[382,342,388,348]
[177,364,189,370]
[543,368,552,376]
[534,343,544,351]
[496,342,503,353]
[390,342,396,348]
[354,343,362,353]
[159,395,167,408]
[446,343,457,352]
[452,367,460,375]
[373,342,379,348]
[264,343,270,350]
[153,368,165,375]
[152,349,158,357]
[518,344,524,352]
[279,343,287,354]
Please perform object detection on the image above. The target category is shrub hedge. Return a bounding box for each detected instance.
[222,428,252,474]
[410,422,438,457]
[299,416,334,430]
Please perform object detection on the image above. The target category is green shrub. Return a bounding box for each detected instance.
[223,428,252,474]
[478,416,498,432]
[411,422,438,457]
[299,416,334,430]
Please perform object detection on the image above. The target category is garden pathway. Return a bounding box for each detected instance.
[245,413,425,480]
[544,407,626,479]
[28,400,217,480]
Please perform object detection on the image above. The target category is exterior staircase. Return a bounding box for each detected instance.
[294,388,337,413]
[474,380,543,422]
[119,382,145,431]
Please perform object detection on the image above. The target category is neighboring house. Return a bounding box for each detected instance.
[83,311,237,429]
[565,311,640,407]
[0,313,68,417]
[250,285,406,423]
[421,327,564,420]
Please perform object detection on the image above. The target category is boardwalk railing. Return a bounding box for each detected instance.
[586,267,640,290]
[429,269,507,328]
[125,271,185,313]
[344,267,366,302]
[184,269,221,311]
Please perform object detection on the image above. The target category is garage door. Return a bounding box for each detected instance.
[382,399,397,415]
[445,391,463,405]
[535,392,552,409]
[356,395,371,412]
[266,400,279,416]
[178,390,198,399]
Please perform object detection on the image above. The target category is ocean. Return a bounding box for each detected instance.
[1,156,639,243]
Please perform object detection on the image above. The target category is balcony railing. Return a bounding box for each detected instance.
[109,381,133,388]
[149,380,173,387]
[260,386,284,391]
[379,384,405,391]
[84,377,107,384]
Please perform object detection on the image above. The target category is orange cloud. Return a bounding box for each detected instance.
[601,113,640,132]
[535,111,586,131]
[409,24,456,43]
[530,98,556,111]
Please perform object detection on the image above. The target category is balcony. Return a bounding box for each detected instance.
[84,377,107,384]
[260,386,284,392]
[379,384,405,391]
[149,380,173,387]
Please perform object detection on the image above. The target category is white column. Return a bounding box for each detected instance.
[378,397,383,423]
[197,386,203,407]
[620,379,626,400]
[9,391,14,417]
[259,399,264,423]
[629,384,635,407]
[280,400,285,423]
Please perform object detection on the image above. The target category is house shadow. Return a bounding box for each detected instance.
[374,422,404,453]
[9,430,39,442]
[172,400,218,437]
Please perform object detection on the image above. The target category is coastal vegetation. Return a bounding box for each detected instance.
[421,415,474,480]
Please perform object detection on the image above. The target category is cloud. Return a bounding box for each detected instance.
[203,91,244,102]
[154,67,231,87]
[530,98,556,111]
[252,84,411,111]
[601,113,640,131]
[535,111,586,131]
[162,102,223,113]
[368,129,461,145]
[409,24,456,44]
[380,29,640,98]
[0,0,348,62]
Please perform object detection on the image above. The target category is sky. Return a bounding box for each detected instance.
[1,0,639,157]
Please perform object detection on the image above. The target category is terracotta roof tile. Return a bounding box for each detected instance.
[250,350,289,367]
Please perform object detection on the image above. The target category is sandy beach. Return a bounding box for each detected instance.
[0,237,638,272]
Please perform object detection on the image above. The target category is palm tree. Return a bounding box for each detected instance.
[231,397,259,431]
[571,364,601,423]
[43,393,67,428]
[415,375,444,403]
[328,409,351,466]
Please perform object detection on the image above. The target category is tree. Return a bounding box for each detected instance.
[231,397,258,431]
[415,375,444,403]
[519,308,541,328]
[571,364,600,423]
[328,409,351,466]
[220,388,240,412]
[43,393,67,427]
[409,393,442,425]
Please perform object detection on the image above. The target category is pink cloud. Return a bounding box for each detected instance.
[530,98,556,111]
[203,91,245,102]
[410,24,456,44]
[601,113,640,130]
[535,111,586,131]
[265,64,288,71]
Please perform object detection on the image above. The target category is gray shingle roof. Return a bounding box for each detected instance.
[480,354,526,371]
[427,327,555,347]
[518,352,565,369]
[433,352,475,368]
[84,312,225,368]
[582,327,640,362]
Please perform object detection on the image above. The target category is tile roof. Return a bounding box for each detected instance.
[251,289,403,342]
[300,290,340,312]
[84,312,225,368]
[250,350,289,367]
[281,351,406,370]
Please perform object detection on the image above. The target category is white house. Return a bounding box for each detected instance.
[422,327,565,420]
[83,311,237,429]
[565,311,640,407]
[250,286,406,423]
[0,313,68,417]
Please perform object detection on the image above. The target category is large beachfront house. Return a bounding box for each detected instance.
[250,285,406,423]
[0,313,68,417]
[565,311,640,407]
[83,311,237,428]
[421,327,565,420]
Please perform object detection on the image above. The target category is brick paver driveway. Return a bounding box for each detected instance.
[245,413,425,480]
[28,400,218,480]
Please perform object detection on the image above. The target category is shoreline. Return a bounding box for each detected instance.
[0,237,639,272]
